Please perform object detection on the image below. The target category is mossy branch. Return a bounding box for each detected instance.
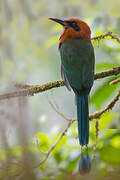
[0,67,120,101]
[91,31,120,43]
[89,90,120,120]
[110,77,120,85]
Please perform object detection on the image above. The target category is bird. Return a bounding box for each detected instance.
[49,18,95,147]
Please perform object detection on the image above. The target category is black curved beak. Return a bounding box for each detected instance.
[49,18,68,26]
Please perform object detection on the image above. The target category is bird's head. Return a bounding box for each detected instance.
[49,18,91,49]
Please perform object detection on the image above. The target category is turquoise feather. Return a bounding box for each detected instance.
[60,38,95,146]
[76,95,89,145]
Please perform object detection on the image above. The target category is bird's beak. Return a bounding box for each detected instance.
[49,18,68,26]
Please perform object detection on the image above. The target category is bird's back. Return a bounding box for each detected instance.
[60,38,95,94]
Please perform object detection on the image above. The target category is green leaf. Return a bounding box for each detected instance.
[111,135,120,148]
[95,62,116,71]
[99,112,116,130]
[54,150,63,163]
[100,145,120,163]
[91,78,118,108]
[36,132,50,151]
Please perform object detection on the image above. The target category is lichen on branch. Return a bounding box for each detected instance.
[0,67,120,101]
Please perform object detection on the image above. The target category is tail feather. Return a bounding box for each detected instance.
[76,95,89,146]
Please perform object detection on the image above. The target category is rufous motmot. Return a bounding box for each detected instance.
[49,17,95,174]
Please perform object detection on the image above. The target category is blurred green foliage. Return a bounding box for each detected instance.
[0,0,120,179]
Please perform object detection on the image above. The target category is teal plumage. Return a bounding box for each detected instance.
[60,38,95,145]
[76,95,89,145]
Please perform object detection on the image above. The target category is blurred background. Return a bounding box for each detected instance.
[0,0,120,179]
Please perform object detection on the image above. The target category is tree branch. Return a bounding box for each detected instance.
[47,95,72,121]
[94,67,120,80]
[33,120,74,168]
[91,31,120,43]
[0,67,120,100]
[89,90,120,120]
[48,89,120,122]
[110,77,120,85]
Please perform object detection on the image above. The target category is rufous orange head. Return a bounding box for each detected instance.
[49,18,91,49]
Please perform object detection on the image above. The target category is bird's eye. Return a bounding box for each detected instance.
[70,21,80,31]
[71,21,77,25]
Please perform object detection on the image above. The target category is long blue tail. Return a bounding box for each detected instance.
[76,94,89,146]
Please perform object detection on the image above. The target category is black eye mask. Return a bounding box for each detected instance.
[66,21,81,31]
